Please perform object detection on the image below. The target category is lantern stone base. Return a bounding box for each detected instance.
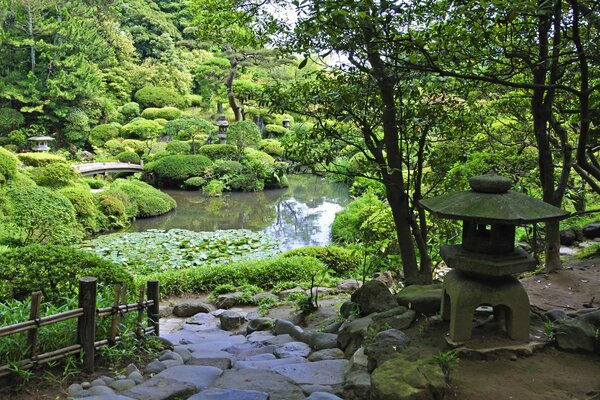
[441,269,530,342]
[441,245,537,277]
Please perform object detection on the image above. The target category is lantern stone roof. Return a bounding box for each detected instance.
[419,173,570,224]
[27,136,55,141]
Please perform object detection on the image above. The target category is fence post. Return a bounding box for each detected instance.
[147,280,160,337]
[78,277,97,374]
[27,291,43,358]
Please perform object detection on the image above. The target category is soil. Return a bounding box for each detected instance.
[1,255,599,399]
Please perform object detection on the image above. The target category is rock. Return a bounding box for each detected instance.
[274,319,304,339]
[172,302,214,317]
[213,368,305,400]
[306,286,335,297]
[234,356,307,370]
[154,365,223,390]
[396,284,443,316]
[80,151,95,161]
[91,378,107,387]
[337,315,373,355]
[560,228,578,246]
[188,388,270,400]
[81,381,92,390]
[68,383,86,398]
[305,392,343,400]
[302,332,339,350]
[173,346,193,363]
[545,309,568,322]
[144,359,167,374]
[321,320,344,334]
[123,376,197,400]
[278,287,305,300]
[308,348,345,362]
[370,306,416,331]
[273,360,349,386]
[274,341,312,358]
[577,309,600,328]
[215,292,244,309]
[555,318,598,353]
[583,223,600,238]
[87,385,115,396]
[351,280,397,316]
[246,331,276,344]
[371,356,446,400]
[340,301,358,319]
[247,318,274,334]
[126,364,140,375]
[373,271,395,288]
[162,359,184,368]
[262,334,297,346]
[159,349,184,363]
[187,357,232,370]
[79,396,132,400]
[220,310,244,331]
[109,379,136,392]
[349,348,368,370]
[343,369,372,400]
[128,371,144,384]
[336,279,362,294]
[364,329,411,371]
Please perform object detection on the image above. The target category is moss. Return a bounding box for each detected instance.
[371,356,446,400]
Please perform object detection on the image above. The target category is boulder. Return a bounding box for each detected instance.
[214,292,243,309]
[370,306,416,331]
[343,369,372,400]
[373,271,395,288]
[123,376,197,400]
[560,228,578,246]
[364,329,411,371]
[545,309,568,322]
[172,301,214,317]
[188,388,270,400]
[308,348,346,362]
[247,317,275,334]
[350,280,398,316]
[340,301,358,319]
[555,318,598,353]
[213,368,305,400]
[274,319,304,339]
[274,341,312,358]
[337,315,374,355]
[396,284,443,316]
[583,223,600,238]
[577,309,600,328]
[219,310,244,331]
[336,279,362,294]
[272,360,349,386]
[278,287,305,300]
[302,331,339,350]
[371,356,446,400]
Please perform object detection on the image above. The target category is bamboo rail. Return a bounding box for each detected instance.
[0,278,160,378]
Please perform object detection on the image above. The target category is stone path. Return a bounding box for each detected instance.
[68,309,347,400]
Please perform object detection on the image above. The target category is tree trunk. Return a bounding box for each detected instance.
[226,58,242,121]
[26,2,36,74]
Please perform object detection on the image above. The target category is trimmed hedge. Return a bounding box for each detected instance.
[110,179,176,218]
[259,139,284,158]
[283,246,361,276]
[145,154,213,187]
[182,176,206,190]
[141,107,183,120]
[116,151,141,164]
[166,140,191,154]
[0,244,133,303]
[198,144,238,161]
[31,162,79,188]
[59,185,104,234]
[164,116,215,141]
[89,124,120,147]
[17,152,66,167]
[0,146,18,184]
[95,190,137,229]
[263,124,287,137]
[119,102,141,120]
[121,118,163,140]
[134,86,186,109]
[137,256,324,296]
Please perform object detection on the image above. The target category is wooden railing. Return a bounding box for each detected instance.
[0,277,160,376]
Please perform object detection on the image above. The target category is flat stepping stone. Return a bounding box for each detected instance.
[226,344,277,359]
[154,365,223,390]
[261,334,296,346]
[213,368,305,400]
[79,396,135,400]
[272,360,349,385]
[308,348,345,362]
[234,356,307,370]
[183,337,247,353]
[274,342,311,358]
[246,331,276,343]
[123,376,197,400]
[187,388,269,400]
[187,357,232,370]
[244,353,276,361]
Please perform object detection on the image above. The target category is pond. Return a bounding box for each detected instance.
[125,175,352,250]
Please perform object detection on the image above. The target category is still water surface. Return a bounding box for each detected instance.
[126,175,351,250]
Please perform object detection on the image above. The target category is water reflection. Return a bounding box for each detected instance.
[126,175,351,250]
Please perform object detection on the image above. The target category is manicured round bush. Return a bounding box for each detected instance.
[141,107,183,120]
[227,121,261,153]
[31,162,79,188]
[0,244,133,303]
[283,246,361,276]
[121,118,163,140]
[185,94,203,107]
[17,152,66,167]
[166,140,191,154]
[164,116,215,141]
[111,179,176,217]
[81,177,106,189]
[0,108,25,134]
[89,124,120,147]
[134,86,185,109]
[154,118,168,126]
[116,151,141,164]
[198,144,238,161]
[0,146,18,183]
[263,124,287,137]
[243,148,275,166]
[95,190,136,229]
[122,139,147,155]
[103,138,127,155]
[182,176,206,190]
[259,139,284,157]
[119,102,141,120]
[145,154,213,187]
[59,185,103,234]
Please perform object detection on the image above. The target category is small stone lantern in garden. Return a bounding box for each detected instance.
[28,136,55,151]
[420,173,569,342]
[215,114,229,144]
[282,116,291,129]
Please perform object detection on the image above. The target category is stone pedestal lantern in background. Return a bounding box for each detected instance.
[420,173,569,342]
[28,136,55,151]
[215,114,229,144]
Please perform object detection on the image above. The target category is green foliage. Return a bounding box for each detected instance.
[0,147,19,184]
[17,152,66,167]
[431,350,458,380]
[121,118,164,140]
[0,244,132,302]
[182,176,206,190]
[244,147,275,165]
[81,177,106,189]
[263,124,287,137]
[119,102,141,120]
[141,107,183,120]
[166,140,191,154]
[31,163,79,188]
[186,94,204,107]
[227,121,261,154]
[122,139,147,155]
[259,139,284,157]
[145,154,213,187]
[575,243,600,260]
[213,159,244,178]
[198,144,238,161]
[134,86,186,109]
[110,178,176,217]
[103,139,128,155]
[350,176,387,199]
[59,185,104,234]
[116,151,142,164]
[204,179,225,196]
[0,108,25,134]
[283,246,360,276]
[1,186,82,245]
[95,190,136,229]
[164,116,215,141]
[89,124,120,147]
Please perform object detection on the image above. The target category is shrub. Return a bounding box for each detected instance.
[103,138,127,155]
[259,139,284,157]
[198,144,238,161]
[186,94,203,107]
[0,146,18,184]
[121,118,163,140]
[0,244,133,303]
[164,116,215,141]
[82,177,106,189]
[122,139,147,155]
[213,159,244,178]
[96,190,136,228]
[263,124,287,137]
[89,124,120,147]
[0,108,25,134]
[138,256,324,296]
[204,179,225,196]
[244,147,275,166]
[17,152,66,167]
[116,151,141,164]
[182,176,206,190]
[166,140,191,154]
[283,246,361,276]
[154,118,168,126]
[31,162,79,188]
[141,107,183,120]
[227,120,261,153]
[59,185,104,234]
[111,178,176,217]
[144,154,213,187]
[350,176,388,199]
[2,186,82,245]
[230,172,264,192]
[134,86,185,109]
[118,102,141,120]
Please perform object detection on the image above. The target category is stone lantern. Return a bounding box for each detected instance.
[215,114,229,144]
[28,136,55,151]
[420,173,569,342]
[282,116,291,129]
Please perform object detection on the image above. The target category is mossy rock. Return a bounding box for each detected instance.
[371,356,446,400]
[396,284,443,316]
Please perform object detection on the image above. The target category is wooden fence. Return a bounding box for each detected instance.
[0,277,160,376]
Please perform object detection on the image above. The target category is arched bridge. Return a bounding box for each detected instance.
[73,162,144,176]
